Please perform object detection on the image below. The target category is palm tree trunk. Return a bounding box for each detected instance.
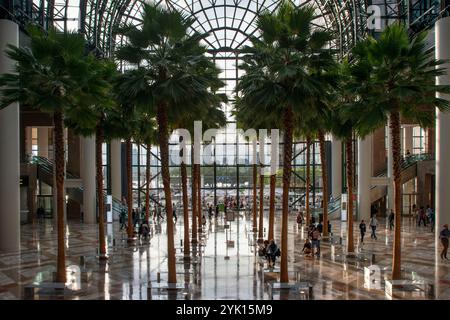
[126,138,133,239]
[252,164,257,232]
[145,144,151,223]
[268,174,276,241]
[318,130,329,236]
[96,125,106,257]
[54,112,66,283]
[306,136,311,226]
[345,134,354,253]
[281,106,294,283]
[390,112,402,280]
[191,153,198,243]
[156,102,176,284]
[181,161,190,258]
[258,166,264,241]
[197,164,202,233]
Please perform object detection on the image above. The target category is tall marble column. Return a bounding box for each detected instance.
[0,19,20,252]
[110,139,122,200]
[38,127,49,158]
[435,16,450,257]
[331,135,342,199]
[357,135,372,221]
[25,127,32,158]
[81,136,96,223]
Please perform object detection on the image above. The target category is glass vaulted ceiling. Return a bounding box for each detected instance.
[92,0,365,57]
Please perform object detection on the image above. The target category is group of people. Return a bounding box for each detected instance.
[259,239,281,268]
[296,210,331,234]
[358,215,378,243]
[302,224,322,257]
[412,204,435,231]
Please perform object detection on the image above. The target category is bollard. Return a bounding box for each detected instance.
[427,284,435,298]
[157,272,161,283]
[308,285,314,300]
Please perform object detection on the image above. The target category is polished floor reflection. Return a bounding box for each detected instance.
[0,211,449,300]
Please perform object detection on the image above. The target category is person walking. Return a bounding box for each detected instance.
[388,210,395,230]
[359,220,366,243]
[369,215,378,240]
[172,203,177,222]
[297,210,304,225]
[311,227,321,257]
[418,206,427,227]
[412,204,418,226]
[440,224,449,260]
[157,206,164,220]
[208,204,213,218]
[119,207,127,230]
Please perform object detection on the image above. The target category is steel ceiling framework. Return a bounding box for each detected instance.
[1,1,449,55]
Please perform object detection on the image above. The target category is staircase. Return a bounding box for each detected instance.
[30,156,127,219]
[370,153,433,203]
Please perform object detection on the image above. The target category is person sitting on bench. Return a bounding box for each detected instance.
[139,220,150,240]
[302,238,312,255]
[266,239,280,268]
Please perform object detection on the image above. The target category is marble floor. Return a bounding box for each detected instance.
[0,211,449,300]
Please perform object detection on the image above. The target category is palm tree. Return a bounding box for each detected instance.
[134,113,158,223]
[351,24,450,279]
[307,51,338,238]
[171,98,226,259]
[294,122,315,227]
[234,100,280,241]
[112,69,143,240]
[0,26,93,283]
[238,2,333,282]
[115,3,224,283]
[65,58,119,258]
[328,59,373,254]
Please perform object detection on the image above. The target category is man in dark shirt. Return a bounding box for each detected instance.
[317,221,323,233]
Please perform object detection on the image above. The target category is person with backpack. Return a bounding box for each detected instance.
[369,215,378,240]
